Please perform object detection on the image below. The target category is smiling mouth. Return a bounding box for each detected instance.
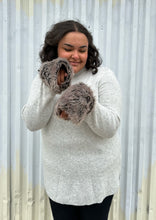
[69,61,81,66]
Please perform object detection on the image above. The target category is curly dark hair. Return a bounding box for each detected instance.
[39,20,102,74]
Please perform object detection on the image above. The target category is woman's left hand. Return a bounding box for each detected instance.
[59,110,69,120]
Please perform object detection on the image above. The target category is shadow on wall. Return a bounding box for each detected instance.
[109,162,156,220]
[0,150,53,220]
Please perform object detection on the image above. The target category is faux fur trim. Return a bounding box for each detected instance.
[56,82,95,124]
[39,57,73,93]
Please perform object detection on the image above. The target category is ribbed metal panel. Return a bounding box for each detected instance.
[0,0,156,219]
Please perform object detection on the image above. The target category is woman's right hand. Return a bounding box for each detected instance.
[57,67,68,85]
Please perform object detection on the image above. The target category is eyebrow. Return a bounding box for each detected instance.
[63,43,88,48]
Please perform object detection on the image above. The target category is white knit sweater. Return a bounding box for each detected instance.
[21,66,122,206]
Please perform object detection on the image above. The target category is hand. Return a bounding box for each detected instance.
[57,66,68,85]
[59,110,69,120]
[39,58,73,93]
[56,83,95,124]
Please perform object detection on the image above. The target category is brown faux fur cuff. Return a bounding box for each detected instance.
[39,58,73,93]
[56,83,95,124]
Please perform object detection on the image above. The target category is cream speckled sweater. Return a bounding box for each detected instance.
[21,66,122,206]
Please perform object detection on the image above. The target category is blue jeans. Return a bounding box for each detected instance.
[49,195,113,220]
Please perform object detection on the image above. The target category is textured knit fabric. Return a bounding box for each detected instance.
[21,66,122,206]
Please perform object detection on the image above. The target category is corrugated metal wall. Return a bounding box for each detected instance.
[0,0,156,219]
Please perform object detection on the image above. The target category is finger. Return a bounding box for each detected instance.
[60,111,69,120]
[60,70,65,83]
[57,75,60,85]
[57,70,68,85]
[57,71,62,85]
[64,72,68,80]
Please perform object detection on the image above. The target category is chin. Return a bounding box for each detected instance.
[71,65,85,74]
[72,67,79,74]
[74,70,79,74]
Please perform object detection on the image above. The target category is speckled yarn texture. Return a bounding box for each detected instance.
[22,66,122,206]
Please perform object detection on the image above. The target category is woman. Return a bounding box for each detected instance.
[22,20,121,220]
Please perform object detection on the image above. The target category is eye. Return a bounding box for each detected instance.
[79,50,87,53]
[64,48,72,52]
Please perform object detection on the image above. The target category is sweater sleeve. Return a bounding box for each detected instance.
[84,69,121,138]
[21,74,56,131]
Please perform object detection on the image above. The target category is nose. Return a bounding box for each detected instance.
[72,50,79,59]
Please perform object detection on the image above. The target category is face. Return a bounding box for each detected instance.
[57,32,88,73]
